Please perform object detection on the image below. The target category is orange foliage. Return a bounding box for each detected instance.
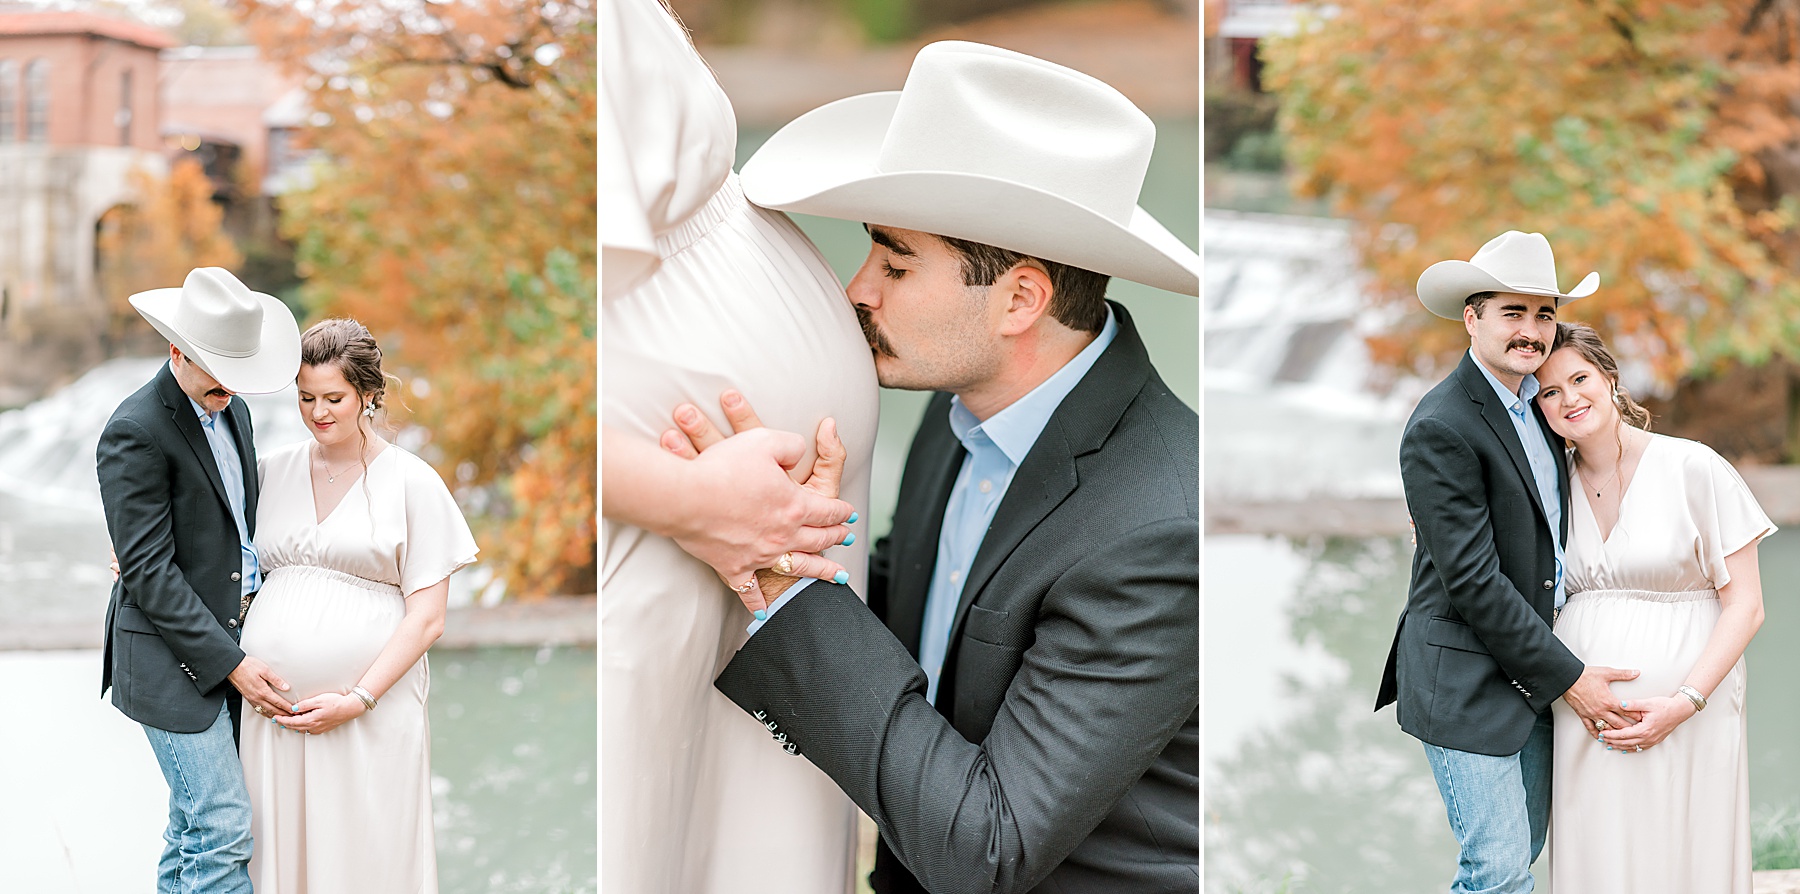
[231,0,597,598]
[1265,0,1800,390]
[98,159,245,345]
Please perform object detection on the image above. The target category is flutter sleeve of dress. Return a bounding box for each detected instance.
[1685,440,1777,590]
[599,0,738,301]
[397,452,480,598]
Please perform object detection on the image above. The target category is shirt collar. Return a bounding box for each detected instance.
[1469,348,1539,412]
[187,396,216,425]
[948,305,1119,465]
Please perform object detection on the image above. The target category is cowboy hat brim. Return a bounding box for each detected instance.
[130,287,301,394]
[1416,259,1599,320]
[741,92,1200,296]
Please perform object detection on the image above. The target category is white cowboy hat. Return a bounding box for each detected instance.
[739,41,1200,296]
[1416,230,1599,320]
[130,267,301,394]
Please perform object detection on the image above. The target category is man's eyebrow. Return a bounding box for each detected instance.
[865,225,917,258]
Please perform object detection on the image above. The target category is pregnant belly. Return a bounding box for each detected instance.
[239,565,405,701]
[1555,589,1720,699]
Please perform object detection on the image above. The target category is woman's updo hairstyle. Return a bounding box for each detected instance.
[300,318,387,416]
[1549,321,1651,430]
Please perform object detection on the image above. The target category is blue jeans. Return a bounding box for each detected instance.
[1422,711,1552,894]
[141,700,253,894]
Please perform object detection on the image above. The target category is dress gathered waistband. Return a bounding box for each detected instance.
[264,564,403,596]
[655,171,745,261]
[1566,587,1717,604]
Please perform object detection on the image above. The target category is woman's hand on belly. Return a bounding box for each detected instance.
[1593,695,1698,751]
[272,690,369,737]
[656,391,857,612]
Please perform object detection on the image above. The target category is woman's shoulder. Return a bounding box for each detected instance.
[1648,431,1729,465]
[380,443,454,489]
[259,438,312,469]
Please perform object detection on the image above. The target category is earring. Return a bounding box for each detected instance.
[363,403,376,418]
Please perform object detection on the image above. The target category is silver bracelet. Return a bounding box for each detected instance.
[1676,685,1707,712]
[350,685,378,711]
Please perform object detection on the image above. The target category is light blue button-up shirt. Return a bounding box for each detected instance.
[190,398,260,600]
[1470,351,1564,608]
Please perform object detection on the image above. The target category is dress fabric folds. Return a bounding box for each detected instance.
[240,442,478,894]
[600,1,880,892]
[1550,434,1774,894]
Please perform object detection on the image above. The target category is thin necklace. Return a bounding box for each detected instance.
[1578,463,1620,499]
[315,444,357,484]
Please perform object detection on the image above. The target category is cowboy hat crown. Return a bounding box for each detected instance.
[740,40,1200,296]
[130,267,301,394]
[1416,230,1599,320]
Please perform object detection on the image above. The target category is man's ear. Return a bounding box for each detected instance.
[996,261,1054,336]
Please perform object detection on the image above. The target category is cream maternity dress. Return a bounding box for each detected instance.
[600,1,879,892]
[239,442,478,893]
[1550,434,1773,893]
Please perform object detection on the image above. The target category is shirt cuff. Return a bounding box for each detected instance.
[745,578,817,637]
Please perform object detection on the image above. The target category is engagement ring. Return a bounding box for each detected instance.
[773,552,795,576]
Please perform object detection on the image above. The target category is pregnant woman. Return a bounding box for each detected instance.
[1536,322,1772,893]
[239,318,479,893]
[599,0,879,891]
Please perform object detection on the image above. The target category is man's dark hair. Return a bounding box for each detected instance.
[936,235,1111,333]
[1465,290,1500,317]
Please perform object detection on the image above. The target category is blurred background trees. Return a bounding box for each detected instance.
[229,0,597,597]
[1260,0,1800,461]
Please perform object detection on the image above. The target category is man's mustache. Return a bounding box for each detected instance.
[855,306,897,359]
[206,388,231,399]
[1510,338,1546,354]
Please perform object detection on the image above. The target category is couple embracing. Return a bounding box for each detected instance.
[98,268,478,892]
[1379,231,1774,892]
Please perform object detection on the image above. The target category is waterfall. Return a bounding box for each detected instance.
[1204,210,1417,502]
[0,358,312,510]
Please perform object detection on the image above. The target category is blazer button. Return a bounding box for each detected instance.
[1543,580,1553,590]
[227,618,239,629]
[230,572,242,582]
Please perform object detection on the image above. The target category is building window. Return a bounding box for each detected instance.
[24,59,47,143]
[118,69,132,146]
[0,61,14,143]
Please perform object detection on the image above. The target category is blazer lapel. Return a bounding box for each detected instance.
[1459,356,1553,530]
[885,412,965,659]
[157,364,233,514]
[946,302,1152,655]
[221,399,258,533]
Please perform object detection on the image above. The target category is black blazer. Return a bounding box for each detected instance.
[98,362,256,734]
[1375,351,1584,756]
[716,304,1199,894]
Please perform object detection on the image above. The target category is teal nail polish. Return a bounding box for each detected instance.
[1621,701,1629,708]
[848,512,859,524]
[1606,746,1614,751]
[753,609,768,622]
[842,532,856,546]
[833,570,850,585]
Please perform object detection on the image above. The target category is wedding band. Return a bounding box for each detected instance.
[773,552,795,576]
[732,579,756,596]
[1635,746,1643,752]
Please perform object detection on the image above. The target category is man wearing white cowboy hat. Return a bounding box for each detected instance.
[97,266,301,893]
[1376,231,1641,892]
[667,40,1198,893]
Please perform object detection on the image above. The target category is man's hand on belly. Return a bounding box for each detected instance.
[229,655,294,717]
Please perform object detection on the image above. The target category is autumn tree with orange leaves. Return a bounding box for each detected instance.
[1265,1,1800,450]
[231,0,596,597]
[99,158,245,350]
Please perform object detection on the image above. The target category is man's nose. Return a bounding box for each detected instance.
[846,262,880,308]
